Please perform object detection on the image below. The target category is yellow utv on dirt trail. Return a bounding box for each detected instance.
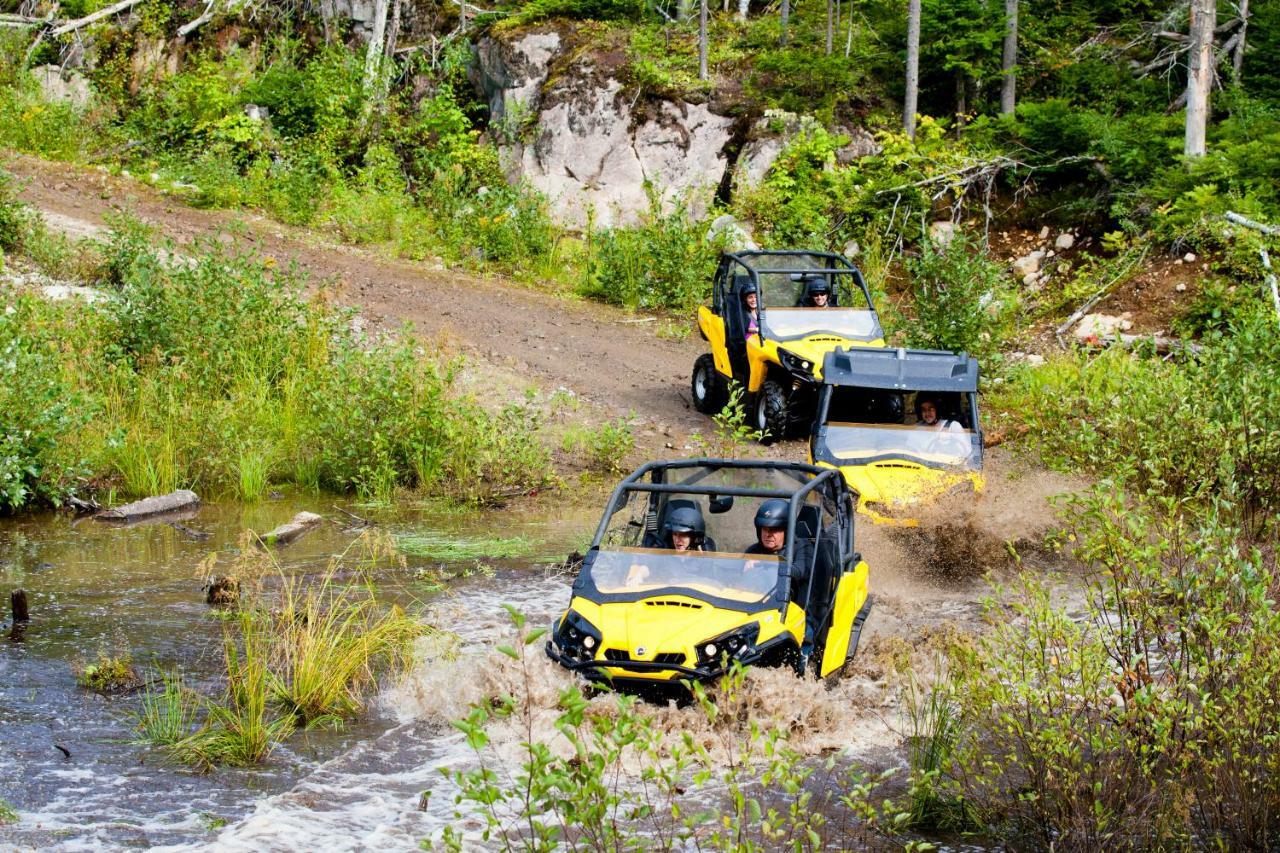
[809,347,985,526]
[691,251,885,444]
[546,459,872,692]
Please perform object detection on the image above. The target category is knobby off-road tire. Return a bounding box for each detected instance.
[754,379,789,446]
[691,354,729,414]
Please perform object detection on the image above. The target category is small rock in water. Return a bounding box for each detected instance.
[205,576,241,605]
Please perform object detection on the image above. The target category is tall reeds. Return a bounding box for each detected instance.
[135,533,423,769]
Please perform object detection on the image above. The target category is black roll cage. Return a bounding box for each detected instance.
[711,250,879,325]
[588,458,858,612]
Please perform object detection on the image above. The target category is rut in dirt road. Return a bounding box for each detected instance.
[7,155,707,437]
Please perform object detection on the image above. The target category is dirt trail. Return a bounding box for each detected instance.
[6,155,707,442]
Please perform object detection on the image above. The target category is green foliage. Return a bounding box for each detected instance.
[500,0,645,28]
[904,233,1018,361]
[0,216,553,510]
[993,309,1280,520]
[0,170,41,255]
[151,533,420,769]
[133,670,200,747]
[395,533,536,561]
[0,799,16,826]
[947,490,1280,848]
[580,188,717,310]
[0,292,90,512]
[75,648,142,693]
[562,416,635,475]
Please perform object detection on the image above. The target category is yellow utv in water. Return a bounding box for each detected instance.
[546,459,872,691]
[692,251,885,444]
[809,347,984,527]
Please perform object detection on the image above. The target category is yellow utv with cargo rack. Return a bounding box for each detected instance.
[809,347,985,526]
[546,459,872,693]
[691,251,885,444]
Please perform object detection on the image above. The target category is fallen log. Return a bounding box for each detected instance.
[50,0,144,35]
[256,511,324,547]
[95,489,200,522]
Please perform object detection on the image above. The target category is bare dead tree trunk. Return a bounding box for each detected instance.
[678,0,691,21]
[1184,0,1216,158]
[699,0,708,79]
[825,0,833,55]
[1000,0,1017,115]
[384,0,402,58]
[320,0,335,43]
[845,0,854,57]
[780,0,789,45]
[737,0,748,22]
[1232,0,1248,80]
[904,0,921,139]
[363,0,390,98]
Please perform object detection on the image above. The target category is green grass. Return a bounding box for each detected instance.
[133,670,200,747]
[0,798,17,825]
[0,205,555,511]
[394,532,537,561]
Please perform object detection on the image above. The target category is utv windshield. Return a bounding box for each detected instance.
[822,423,980,469]
[819,388,981,469]
[759,308,883,342]
[586,548,780,604]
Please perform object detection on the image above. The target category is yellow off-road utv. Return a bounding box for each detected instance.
[809,347,985,526]
[546,459,872,692]
[692,251,885,444]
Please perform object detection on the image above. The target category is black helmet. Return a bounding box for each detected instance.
[805,278,830,297]
[754,499,788,531]
[740,279,759,297]
[664,504,706,537]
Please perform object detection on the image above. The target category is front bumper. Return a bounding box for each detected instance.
[546,636,787,684]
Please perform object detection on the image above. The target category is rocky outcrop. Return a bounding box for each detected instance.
[473,29,735,228]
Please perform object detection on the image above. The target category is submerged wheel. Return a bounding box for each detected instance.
[691,354,729,414]
[754,379,789,445]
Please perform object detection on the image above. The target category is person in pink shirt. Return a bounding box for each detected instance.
[742,280,760,340]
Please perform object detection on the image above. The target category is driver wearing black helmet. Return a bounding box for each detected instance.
[664,504,707,552]
[800,277,833,308]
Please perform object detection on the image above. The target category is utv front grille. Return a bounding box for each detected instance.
[653,652,687,665]
[644,600,703,609]
[604,649,631,662]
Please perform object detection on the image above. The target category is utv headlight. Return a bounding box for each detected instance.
[554,611,602,662]
[778,349,814,376]
[696,623,761,666]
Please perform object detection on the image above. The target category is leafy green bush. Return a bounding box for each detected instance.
[993,308,1280,519]
[904,233,1018,361]
[946,490,1280,848]
[0,293,90,512]
[500,0,645,28]
[0,219,553,509]
[580,189,716,310]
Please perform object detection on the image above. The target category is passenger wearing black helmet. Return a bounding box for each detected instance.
[746,498,788,555]
[664,504,707,552]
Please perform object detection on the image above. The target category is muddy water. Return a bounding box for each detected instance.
[0,458,1075,851]
[0,499,588,850]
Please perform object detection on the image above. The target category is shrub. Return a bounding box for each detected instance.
[992,308,1280,521]
[904,233,1018,361]
[580,189,716,310]
[946,490,1280,848]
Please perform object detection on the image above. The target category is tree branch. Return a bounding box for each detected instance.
[50,0,144,35]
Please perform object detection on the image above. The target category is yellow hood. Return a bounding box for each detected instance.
[836,460,984,526]
[779,337,885,380]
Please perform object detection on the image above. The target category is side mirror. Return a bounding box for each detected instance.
[709,494,734,514]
